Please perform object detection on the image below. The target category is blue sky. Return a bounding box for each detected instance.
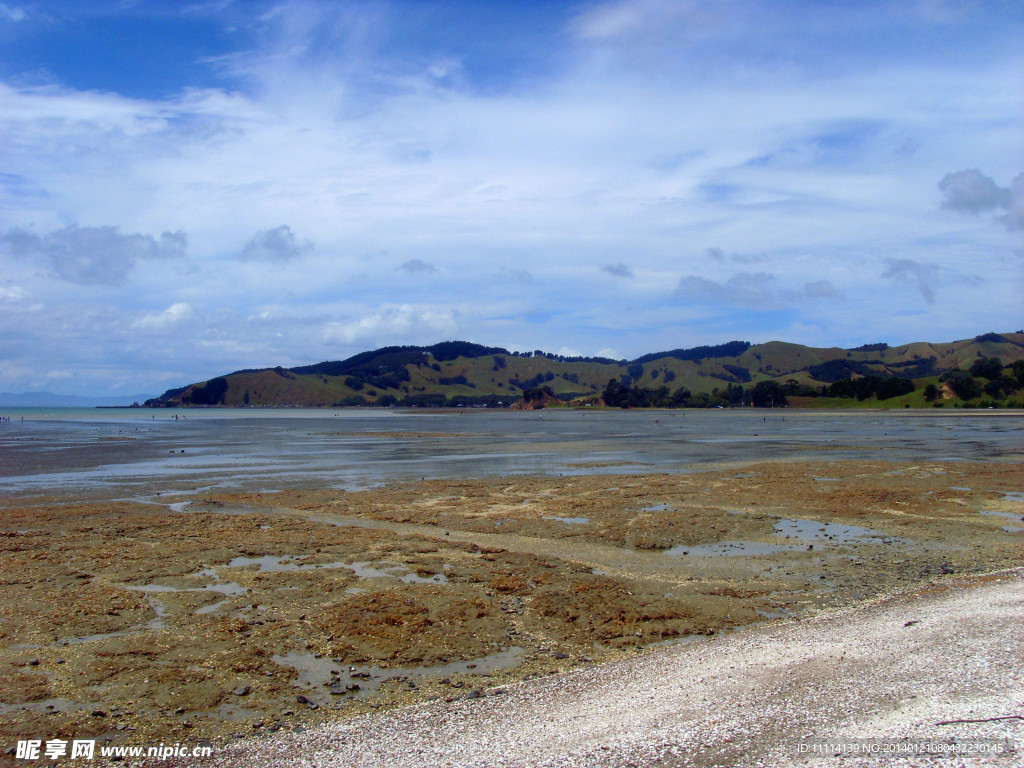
[0,0,1022,397]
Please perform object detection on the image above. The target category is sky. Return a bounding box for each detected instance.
[0,0,1022,397]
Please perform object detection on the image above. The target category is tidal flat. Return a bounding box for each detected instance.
[0,410,1021,753]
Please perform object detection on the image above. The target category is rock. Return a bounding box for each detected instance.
[552,652,569,660]
[466,689,483,699]
[91,710,108,718]
[295,694,310,704]
[232,685,250,696]
[330,684,346,695]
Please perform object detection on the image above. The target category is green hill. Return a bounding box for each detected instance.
[145,332,1024,409]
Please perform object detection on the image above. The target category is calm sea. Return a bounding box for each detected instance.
[0,407,1021,498]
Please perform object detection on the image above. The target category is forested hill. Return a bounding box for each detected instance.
[145,332,1024,409]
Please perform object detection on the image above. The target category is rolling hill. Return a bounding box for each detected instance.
[144,332,1024,409]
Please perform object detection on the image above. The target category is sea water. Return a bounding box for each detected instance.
[0,407,1021,497]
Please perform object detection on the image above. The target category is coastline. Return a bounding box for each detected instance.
[162,568,1024,768]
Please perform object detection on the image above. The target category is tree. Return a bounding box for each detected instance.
[751,380,787,408]
[969,357,1003,380]
[923,383,939,402]
[875,376,915,400]
[1012,360,1024,388]
[945,371,981,400]
[984,376,1019,399]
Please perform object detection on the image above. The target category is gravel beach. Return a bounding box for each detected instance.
[168,569,1022,768]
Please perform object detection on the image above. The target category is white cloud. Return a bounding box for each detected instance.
[0,5,27,22]
[322,305,459,345]
[135,302,194,329]
[0,285,28,302]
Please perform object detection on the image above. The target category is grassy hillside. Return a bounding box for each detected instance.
[146,332,1024,409]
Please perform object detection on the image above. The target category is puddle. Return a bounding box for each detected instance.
[812,477,841,482]
[124,572,248,599]
[665,517,903,558]
[543,516,590,525]
[126,584,184,593]
[980,510,1023,520]
[1000,491,1024,502]
[346,560,448,585]
[168,501,192,513]
[773,519,890,543]
[640,504,672,512]
[950,486,971,491]
[665,541,796,557]
[1003,526,1024,533]
[195,599,231,615]
[272,646,524,704]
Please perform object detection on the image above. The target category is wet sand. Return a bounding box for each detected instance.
[1,458,1022,762]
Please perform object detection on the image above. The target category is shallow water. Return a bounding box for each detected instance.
[271,646,525,705]
[773,518,891,543]
[665,540,797,557]
[980,510,1023,520]
[1,408,1021,497]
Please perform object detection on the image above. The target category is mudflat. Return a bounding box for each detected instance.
[1,456,1021,759]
